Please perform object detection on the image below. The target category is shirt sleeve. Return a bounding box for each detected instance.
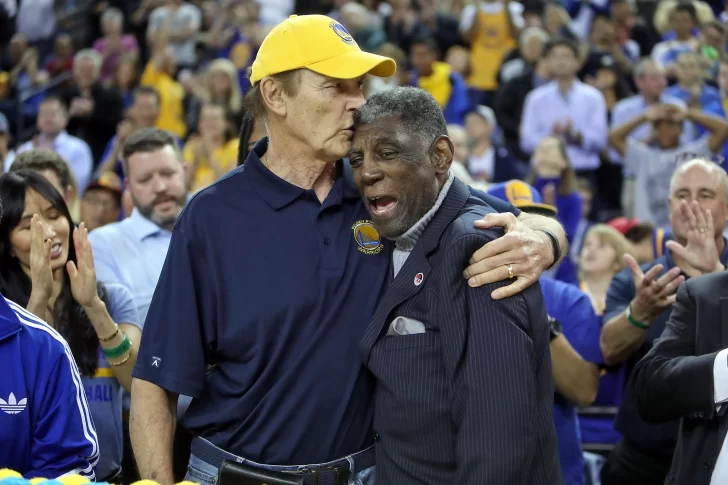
[132,206,212,398]
[140,60,161,87]
[75,141,94,192]
[103,282,141,330]
[29,335,99,480]
[580,90,608,153]
[438,231,549,484]
[88,230,124,287]
[507,1,525,29]
[468,186,521,216]
[459,4,477,32]
[561,286,604,364]
[714,349,728,406]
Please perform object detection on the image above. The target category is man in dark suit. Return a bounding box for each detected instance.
[628,159,728,485]
[349,86,561,485]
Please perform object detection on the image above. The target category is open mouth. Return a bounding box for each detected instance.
[367,196,398,216]
[50,242,62,259]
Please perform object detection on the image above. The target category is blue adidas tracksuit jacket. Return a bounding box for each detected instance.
[0,295,99,480]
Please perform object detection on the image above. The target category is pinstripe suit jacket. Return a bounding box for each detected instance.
[360,179,562,485]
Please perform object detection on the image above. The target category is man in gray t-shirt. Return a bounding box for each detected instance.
[609,103,728,228]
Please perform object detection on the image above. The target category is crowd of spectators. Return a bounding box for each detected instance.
[2,0,728,484]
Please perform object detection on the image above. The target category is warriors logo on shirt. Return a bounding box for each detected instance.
[352,220,382,255]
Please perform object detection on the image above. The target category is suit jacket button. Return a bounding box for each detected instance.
[374,432,380,442]
[705,461,713,469]
[699,412,705,418]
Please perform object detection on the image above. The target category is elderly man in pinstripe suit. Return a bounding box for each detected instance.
[349,87,562,485]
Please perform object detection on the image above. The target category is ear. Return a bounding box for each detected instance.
[432,135,453,175]
[259,77,288,118]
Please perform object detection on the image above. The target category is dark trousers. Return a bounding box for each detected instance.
[600,439,672,485]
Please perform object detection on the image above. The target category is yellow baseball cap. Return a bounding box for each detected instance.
[250,15,396,85]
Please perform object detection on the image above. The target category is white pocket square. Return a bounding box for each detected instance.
[387,316,426,336]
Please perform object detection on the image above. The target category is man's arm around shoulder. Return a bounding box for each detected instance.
[631,278,718,424]
[438,227,557,484]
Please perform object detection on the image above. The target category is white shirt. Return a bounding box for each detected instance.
[14,131,93,192]
[712,349,728,483]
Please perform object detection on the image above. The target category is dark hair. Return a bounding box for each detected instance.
[243,67,301,120]
[673,3,697,22]
[40,95,68,113]
[238,112,256,166]
[410,36,439,56]
[132,85,161,105]
[0,170,103,376]
[624,222,654,244]
[544,38,580,58]
[10,148,74,191]
[121,127,179,174]
[353,86,447,145]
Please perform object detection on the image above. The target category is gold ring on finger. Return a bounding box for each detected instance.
[507,264,514,279]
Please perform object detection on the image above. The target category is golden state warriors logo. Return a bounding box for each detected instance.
[330,21,355,45]
[505,181,535,205]
[353,220,382,255]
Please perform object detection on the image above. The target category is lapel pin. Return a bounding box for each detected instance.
[414,272,424,286]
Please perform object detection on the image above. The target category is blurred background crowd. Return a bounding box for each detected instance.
[2,0,728,484]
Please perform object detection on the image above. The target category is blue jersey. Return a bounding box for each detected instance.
[0,296,99,479]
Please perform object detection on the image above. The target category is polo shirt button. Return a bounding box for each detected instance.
[323,237,331,245]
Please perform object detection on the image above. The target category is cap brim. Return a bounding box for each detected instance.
[306,50,396,80]
[517,202,558,216]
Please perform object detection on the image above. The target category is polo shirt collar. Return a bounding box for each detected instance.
[128,208,168,241]
[245,137,361,210]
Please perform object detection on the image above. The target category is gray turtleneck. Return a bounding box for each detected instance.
[391,171,455,278]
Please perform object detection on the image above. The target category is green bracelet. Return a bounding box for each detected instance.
[626,305,649,330]
[103,333,131,359]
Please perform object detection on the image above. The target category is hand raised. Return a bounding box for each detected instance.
[626,254,683,323]
[67,223,100,308]
[29,215,54,303]
[665,200,721,276]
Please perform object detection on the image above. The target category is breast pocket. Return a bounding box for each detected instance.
[379,331,439,351]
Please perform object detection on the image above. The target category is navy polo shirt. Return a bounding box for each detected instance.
[133,138,519,465]
[604,242,728,458]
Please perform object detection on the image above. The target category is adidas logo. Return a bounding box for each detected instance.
[0,393,27,415]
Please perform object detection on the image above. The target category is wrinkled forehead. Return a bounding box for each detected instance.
[351,116,409,150]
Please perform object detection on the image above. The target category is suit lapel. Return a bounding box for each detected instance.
[360,179,471,362]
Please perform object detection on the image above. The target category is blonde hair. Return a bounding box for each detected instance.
[207,59,243,114]
[579,224,634,280]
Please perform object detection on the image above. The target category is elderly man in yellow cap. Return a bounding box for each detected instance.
[129,15,567,485]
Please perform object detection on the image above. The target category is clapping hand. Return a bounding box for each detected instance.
[67,223,100,308]
[29,215,54,304]
[626,254,684,324]
[665,200,723,276]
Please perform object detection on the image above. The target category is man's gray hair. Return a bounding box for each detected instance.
[354,87,447,144]
[634,57,661,78]
[669,158,728,203]
[74,48,103,70]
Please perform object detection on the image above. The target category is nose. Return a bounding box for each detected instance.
[359,159,384,186]
[38,219,56,240]
[151,174,168,193]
